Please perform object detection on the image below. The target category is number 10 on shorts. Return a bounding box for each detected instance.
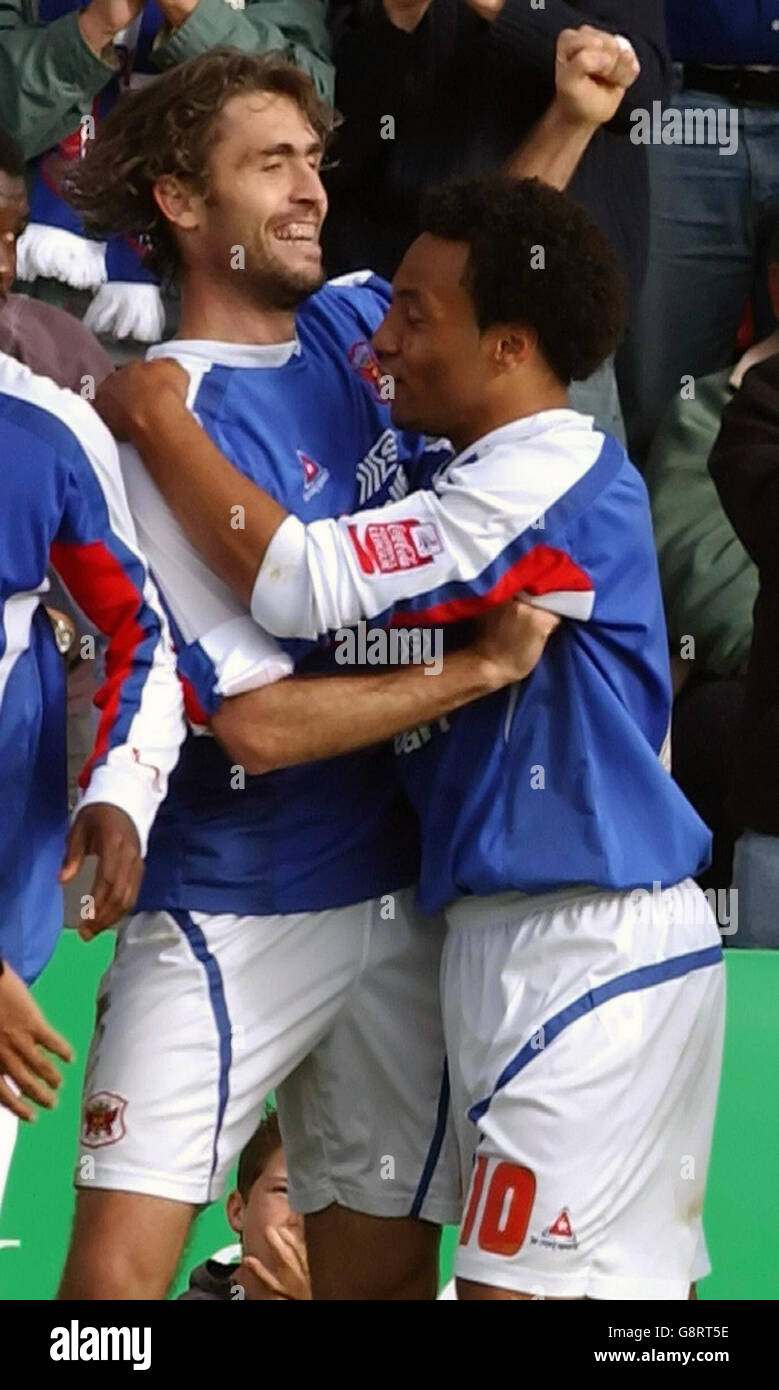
[460,1155,536,1256]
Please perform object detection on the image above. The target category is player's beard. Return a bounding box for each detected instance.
[240,241,326,311]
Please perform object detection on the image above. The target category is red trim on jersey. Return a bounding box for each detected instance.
[182,677,209,729]
[50,539,145,788]
[388,544,593,627]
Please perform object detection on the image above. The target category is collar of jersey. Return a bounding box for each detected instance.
[451,408,595,468]
[146,337,301,369]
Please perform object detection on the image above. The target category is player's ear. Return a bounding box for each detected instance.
[226,1190,245,1235]
[153,175,202,234]
[490,324,537,375]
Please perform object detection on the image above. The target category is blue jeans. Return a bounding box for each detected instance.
[731,829,779,950]
[621,91,779,461]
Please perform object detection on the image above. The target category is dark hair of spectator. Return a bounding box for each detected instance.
[236,1107,283,1202]
[420,176,626,384]
[61,49,334,279]
[0,129,25,180]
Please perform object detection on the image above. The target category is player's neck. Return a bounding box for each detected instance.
[176,275,296,346]
[451,382,570,454]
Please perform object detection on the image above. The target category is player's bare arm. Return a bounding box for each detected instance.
[96,360,279,607]
[507,27,640,188]
[211,599,559,773]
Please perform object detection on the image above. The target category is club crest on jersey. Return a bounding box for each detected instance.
[348,518,443,574]
[348,339,385,401]
[298,450,330,502]
[81,1091,127,1148]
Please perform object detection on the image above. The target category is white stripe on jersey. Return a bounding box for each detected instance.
[0,592,40,709]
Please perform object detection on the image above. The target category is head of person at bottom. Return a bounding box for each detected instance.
[229,1108,309,1301]
[182,1109,310,1301]
[61,49,334,319]
[372,175,626,454]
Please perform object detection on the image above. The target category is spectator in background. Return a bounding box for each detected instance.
[709,345,779,950]
[323,1,670,438]
[622,0,779,462]
[0,0,332,346]
[0,127,111,388]
[644,229,779,894]
[179,1111,311,1301]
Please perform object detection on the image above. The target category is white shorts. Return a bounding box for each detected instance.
[76,889,460,1223]
[443,877,726,1299]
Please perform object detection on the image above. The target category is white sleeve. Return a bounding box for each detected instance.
[119,444,293,718]
[250,443,598,640]
[46,400,186,856]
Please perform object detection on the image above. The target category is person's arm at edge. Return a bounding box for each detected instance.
[0,957,73,1122]
[0,0,123,159]
[50,420,187,935]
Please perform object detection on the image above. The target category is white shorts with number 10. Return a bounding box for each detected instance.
[444,877,725,1299]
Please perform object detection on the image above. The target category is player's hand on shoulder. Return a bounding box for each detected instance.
[0,963,73,1123]
[472,597,560,686]
[60,803,143,938]
[555,25,640,129]
[94,358,190,441]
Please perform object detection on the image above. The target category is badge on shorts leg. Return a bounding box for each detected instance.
[81,1091,127,1148]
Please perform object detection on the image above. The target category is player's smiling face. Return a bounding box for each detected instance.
[195,91,327,308]
[372,233,496,448]
[0,171,28,307]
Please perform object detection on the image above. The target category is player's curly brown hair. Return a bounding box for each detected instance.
[420,175,626,385]
[62,49,335,280]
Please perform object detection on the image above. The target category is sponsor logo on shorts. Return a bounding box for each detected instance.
[81,1091,127,1148]
[531,1206,579,1250]
[348,518,443,574]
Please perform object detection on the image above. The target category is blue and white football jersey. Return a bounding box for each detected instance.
[0,352,185,981]
[249,408,712,914]
[125,274,442,915]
